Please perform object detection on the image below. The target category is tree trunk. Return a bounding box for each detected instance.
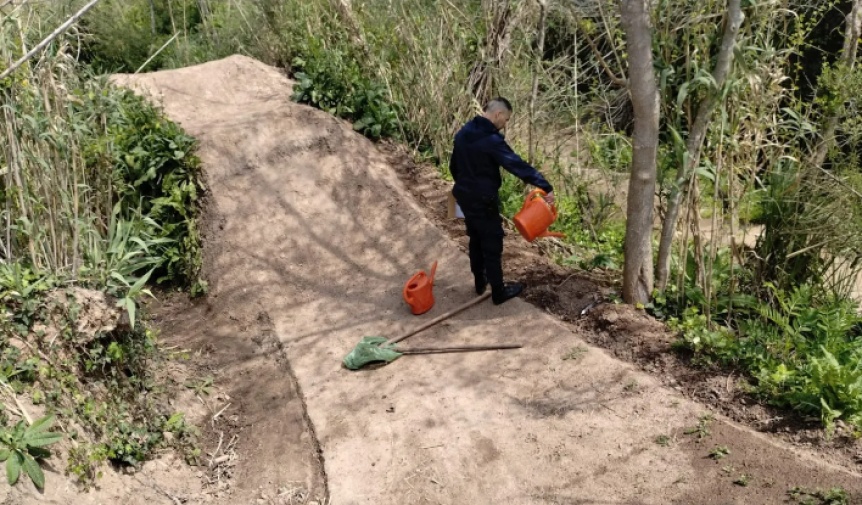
[809,0,862,169]
[655,0,744,291]
[619,0,659,305]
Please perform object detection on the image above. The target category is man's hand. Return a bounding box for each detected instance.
[544,191,555,206]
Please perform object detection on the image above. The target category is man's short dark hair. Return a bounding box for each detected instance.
[484,97,513,113]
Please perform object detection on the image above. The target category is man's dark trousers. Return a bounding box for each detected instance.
[454,188,504,290]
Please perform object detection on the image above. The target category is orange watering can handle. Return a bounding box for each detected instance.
[403,283,413,304]
[403,272,420,304]
[522,188,546,212]
[525,188,557,217]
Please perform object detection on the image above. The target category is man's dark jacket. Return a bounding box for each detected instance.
[450,116,553,201]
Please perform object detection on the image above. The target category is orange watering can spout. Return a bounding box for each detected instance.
[513,189,564,242]
[403,261,438,315]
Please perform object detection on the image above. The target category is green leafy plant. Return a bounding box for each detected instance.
[587,131,632,173]
[101,418,162,467]
[67,443,108,485]
[291,43,402,140]
[0,415,63,490]
[184,376,214,396]
[0,10,204,488]
[788,486,850,505]
[107,91,204,287]
[709,446,730,460]
[164,412,202,465]
[666,272,862,432]
[668,307,738,362]
[0,347,38,391]
[684,414,714,440]
[0,263,54,303]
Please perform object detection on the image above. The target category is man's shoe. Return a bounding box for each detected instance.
[474,274,488,295]
[492,282,524,305]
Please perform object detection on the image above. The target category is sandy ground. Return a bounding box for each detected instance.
[98,55,862,505]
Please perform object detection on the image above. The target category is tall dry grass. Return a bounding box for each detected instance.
[1,16,114,275]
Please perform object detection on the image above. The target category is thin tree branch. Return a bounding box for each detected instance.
[135,31,180,74]
[808,0,862,169]
[817,165,862,200]
[581,25,627,87]
[0,0,101,81]
[656,0,745,291]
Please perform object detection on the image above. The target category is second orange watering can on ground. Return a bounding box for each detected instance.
[513,189,565,242]
[403,261,438,315]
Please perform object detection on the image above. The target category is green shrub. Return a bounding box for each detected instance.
[106,90,204,287]
[788,486,850,505]
[0,7,206,489]
[2,44,204,291]
[0,284,202,479]
[670,282,862,433]
[80,0,205,73]
[292,46,401,140]
[668,307,739,363]
[654,246,757,321]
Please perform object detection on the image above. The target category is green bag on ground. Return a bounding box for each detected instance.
[343,336,403,370]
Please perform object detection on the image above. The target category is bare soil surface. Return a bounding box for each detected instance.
[101,55,862,505]
[384,140,862,474]
[145,290,327,504]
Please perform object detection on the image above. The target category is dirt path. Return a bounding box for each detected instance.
[114,55,862,505]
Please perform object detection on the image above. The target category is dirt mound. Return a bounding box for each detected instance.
[27,288,126,346]
[110,55,862,504]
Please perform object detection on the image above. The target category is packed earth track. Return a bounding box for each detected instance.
[101,55,862,505]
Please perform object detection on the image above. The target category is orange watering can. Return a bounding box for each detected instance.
[403,261,438,315]
[513,189,565,242]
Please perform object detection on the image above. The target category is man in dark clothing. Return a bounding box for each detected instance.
[450,97,555,305]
